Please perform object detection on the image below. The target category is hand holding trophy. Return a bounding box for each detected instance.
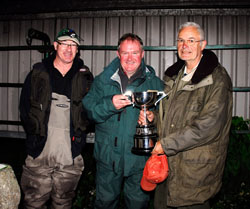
[129,90,168,155]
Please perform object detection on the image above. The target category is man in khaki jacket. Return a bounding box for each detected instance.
[138,22,233,209]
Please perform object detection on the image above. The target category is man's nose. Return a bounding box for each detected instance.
[182,41,188,48]
[127,53,133,59]
[66,45,72,51]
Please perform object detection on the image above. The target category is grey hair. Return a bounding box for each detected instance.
[178,22,205,40]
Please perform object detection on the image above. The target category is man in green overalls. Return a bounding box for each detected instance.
[83,33,164,209]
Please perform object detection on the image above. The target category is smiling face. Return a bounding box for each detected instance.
[117,39,144,78]
[54,40,78,65]
[177,26,207,68]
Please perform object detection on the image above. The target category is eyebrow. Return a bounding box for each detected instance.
[178,36,197,39]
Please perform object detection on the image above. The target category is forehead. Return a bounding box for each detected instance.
[178,26,200,39]
[58,39,76,44]
[119,39,142,49]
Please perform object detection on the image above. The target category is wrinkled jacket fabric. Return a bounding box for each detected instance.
[82,57,164,176]
[154,49,233,207]
[19,54,93,159]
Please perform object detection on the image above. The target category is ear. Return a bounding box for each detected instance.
[201,40,207,51]
[116,50,121,59]
[53,41,58,50]
[141,50,145,58]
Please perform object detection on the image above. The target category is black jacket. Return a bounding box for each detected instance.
[20,53,93,158]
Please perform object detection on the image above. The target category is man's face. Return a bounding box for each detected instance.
[117,39,144,77]
[54,40,78,64]
[177,26,206,65]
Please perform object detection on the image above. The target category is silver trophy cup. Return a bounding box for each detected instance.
[131,91,168,155]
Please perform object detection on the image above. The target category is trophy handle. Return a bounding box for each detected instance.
[124,90,134,106]
[154,91,168,106]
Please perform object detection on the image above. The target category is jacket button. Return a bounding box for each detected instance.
[170,124,175,128]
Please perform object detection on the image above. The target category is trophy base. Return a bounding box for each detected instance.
[132,134,157,155]
[131,147,153,155]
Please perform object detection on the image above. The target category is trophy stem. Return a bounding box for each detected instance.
[132,91,165,155]
[142,105,147,125]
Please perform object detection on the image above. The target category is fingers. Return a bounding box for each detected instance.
[138,110,154,125]
[151,141,165,155]
[112,94,132,110]
[147,111,154,122]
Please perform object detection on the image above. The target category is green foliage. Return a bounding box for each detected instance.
[212,116,250,208]
[223,116,250,185]
[212,182,250,209]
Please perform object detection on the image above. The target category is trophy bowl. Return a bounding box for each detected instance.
[133,92,158,107]
[131,91,168,155]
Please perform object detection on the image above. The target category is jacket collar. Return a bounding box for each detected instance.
[165,49,218,84]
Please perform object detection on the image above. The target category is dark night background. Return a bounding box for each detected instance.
[1,0,250,15]
[1,1,250,208]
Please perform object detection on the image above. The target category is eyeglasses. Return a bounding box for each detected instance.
[177,39,204,46]
[57,42,78,48]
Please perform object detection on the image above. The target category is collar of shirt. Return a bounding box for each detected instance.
[118,65,143,93]
[182,54,203,82]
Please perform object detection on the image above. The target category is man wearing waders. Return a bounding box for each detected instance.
[19,28,93,209]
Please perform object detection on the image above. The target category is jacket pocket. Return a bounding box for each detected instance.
[27,101,42,135]
[94,132,113,167]
[180,149,218,187]
[183,148,216,164]
[26,134,46,158]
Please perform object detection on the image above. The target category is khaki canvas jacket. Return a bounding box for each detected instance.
[155,49,233,207]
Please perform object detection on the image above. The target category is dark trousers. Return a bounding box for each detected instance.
[94,163,150,209]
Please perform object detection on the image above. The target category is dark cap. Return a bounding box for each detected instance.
[55,28,80,45]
